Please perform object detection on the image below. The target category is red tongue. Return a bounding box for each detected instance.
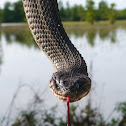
[67,97,71,126]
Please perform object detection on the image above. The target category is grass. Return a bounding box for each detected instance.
[63,20,126,25]
[63,20,126,30]
[1,84,126,126]
[1,20,126,33]
[61,20,126,37]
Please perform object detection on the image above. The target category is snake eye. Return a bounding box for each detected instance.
[59,80,64,87]
[76,83,79,88]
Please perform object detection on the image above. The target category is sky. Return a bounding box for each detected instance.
[0,0,126,9]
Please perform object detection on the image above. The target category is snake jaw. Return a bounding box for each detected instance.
[50,82,90,102]
[50,72,91,102]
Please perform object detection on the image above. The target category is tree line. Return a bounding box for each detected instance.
[0,0,126,24]
[59,0,117,24]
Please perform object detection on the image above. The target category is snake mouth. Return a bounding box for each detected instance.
[50,82,67,102]
[50,73,91,102]
[50,82,90,102]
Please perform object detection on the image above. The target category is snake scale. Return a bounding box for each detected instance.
[22,0,91,102]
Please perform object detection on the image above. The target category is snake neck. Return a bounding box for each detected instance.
[22,0,91,102]
[22,0,87,74]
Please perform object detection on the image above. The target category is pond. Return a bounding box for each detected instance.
[0,22,126,122]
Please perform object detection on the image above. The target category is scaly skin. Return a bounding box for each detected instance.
[22,0,91,102]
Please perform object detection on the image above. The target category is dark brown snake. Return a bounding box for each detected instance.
[22,0,91,102]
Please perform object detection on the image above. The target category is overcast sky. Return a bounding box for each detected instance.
[0,0,126,9]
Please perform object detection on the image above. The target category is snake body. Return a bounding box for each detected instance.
[22,0,91,102]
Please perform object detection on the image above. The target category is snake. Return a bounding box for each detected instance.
[22,0,91,102]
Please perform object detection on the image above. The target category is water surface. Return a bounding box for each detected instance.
[0,22,126,120]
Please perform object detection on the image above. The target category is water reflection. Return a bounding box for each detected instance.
[1,23,126,48]
[99,28,111,41]
[86,31,97,47]
[1,25,37,48]
[110,30,116,43]
[0,29,3,75]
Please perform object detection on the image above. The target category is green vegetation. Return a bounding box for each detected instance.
[2,0,25,23]
[3,2,13,23]
[9,102,126,126]
[59,0,117,24]
[0,0,126,24]
[86,0,95,24]
[109,4,116,24]
[96,1,109,20]
[0,8,3,24]
[1,84,126,126]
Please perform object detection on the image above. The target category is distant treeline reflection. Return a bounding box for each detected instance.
[1,25,38,48]
[0,29,3,75]
[1,22,126,48]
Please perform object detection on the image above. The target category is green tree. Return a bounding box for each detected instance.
[71,5,86,21]
[13,0,25,22]
[77,5,86,21]
[3,1,25,23]
[71,5,80,21]
[59,7,66,21]
[86,0,95,24]
[98,1,109,20]
[0,8,3,24]
[59,1,72,21]
[109,3,116,24]
[65,2,72,21]
[59,1,68,21]
[3,2,14,22]
[116,9,126,20]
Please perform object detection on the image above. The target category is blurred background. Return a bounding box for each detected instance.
[0,0,126,125]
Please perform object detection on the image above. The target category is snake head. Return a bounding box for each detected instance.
[50,72,91,102]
